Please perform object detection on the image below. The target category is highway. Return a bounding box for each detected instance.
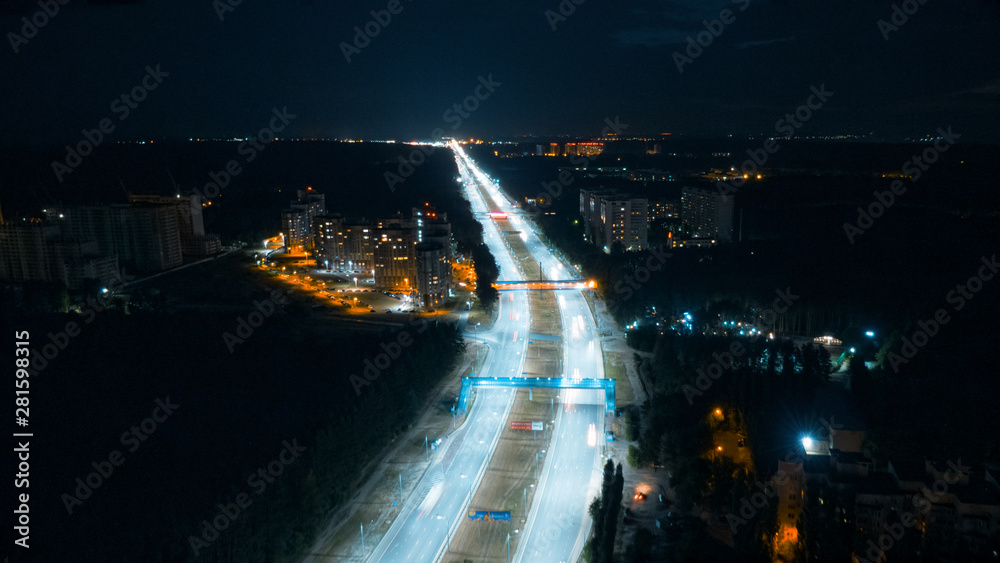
[365,145,533,563]
[363,142,606,563]
[451,143,607,563]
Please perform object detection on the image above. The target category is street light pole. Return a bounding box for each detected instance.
[360,522,365,554]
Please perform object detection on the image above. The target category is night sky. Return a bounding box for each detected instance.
[3,0,1000,146]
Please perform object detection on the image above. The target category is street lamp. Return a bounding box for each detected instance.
[535,450,545,480]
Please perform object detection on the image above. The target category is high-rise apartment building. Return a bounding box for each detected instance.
[0,218,119,290]
[579,188,648,252]
[681,186,734,243]
[599,196,648,251]
[281,188,326,251]
[0,220,58,283]
[128,194,220,256]
[314,206,451,307]
[648,200,679,223]
[373,221,417,292]
[415,241,449,308]
[313,215,374,271]
[46,202,184,272]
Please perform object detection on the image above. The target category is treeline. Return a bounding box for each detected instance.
[472,242,499,312]
[4,285,465,562]
[623,333,832,560]
[585,460,625,563]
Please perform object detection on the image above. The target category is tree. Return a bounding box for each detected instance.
[597,463,625,563]
[625,408,640,441]
[589,460,616,561]
[627,445,640,467]
[471,243,499,312]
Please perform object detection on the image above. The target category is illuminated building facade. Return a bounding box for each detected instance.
[681,186,734,243]
[281,188,326,251]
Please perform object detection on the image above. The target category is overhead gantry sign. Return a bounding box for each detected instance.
[457,376,615,415]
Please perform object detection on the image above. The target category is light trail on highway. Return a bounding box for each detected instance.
[358,141,607,563]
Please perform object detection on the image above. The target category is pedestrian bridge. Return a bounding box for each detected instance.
[492,280,596,291]
[457,376,615,414]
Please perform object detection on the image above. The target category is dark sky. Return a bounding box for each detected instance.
[2,0,999,146]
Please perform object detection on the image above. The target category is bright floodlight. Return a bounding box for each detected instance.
[801,436,813,450]
[850,347,856,353]
[865,331,875,337]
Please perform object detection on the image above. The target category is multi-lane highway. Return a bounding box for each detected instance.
[366,146,534,563]
[451,143,608,563]
[363,142,607,563]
